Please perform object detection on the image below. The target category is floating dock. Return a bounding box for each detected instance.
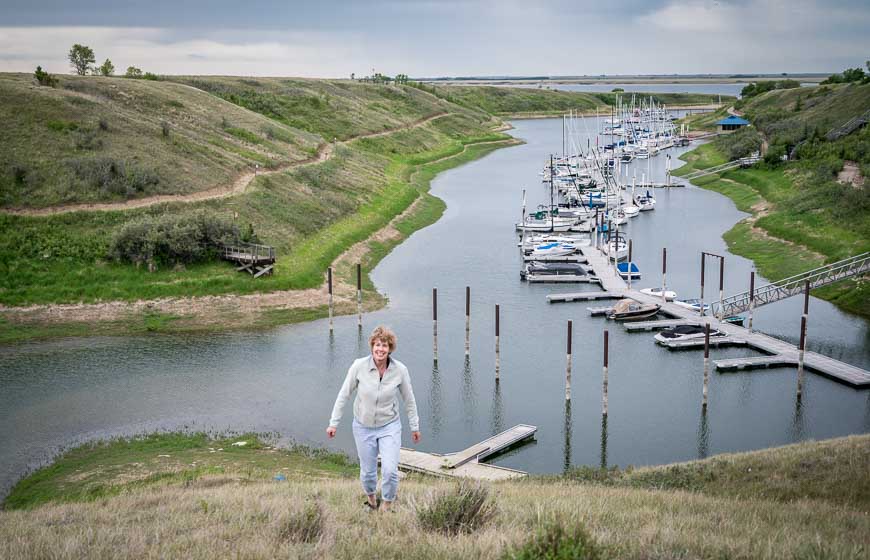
[399,424,537,481]
[549,246,870,388]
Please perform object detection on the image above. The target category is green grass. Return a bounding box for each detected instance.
[3,432,356,511]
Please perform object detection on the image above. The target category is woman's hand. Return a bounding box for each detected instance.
[326,426,337,438]
[412,431,422,444]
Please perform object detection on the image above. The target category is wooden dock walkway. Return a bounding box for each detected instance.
[658,337,747,350]
[398,424,537,481]
[550,245,870,388]
[624,319,699,332]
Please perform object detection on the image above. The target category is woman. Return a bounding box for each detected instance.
[327,325,421,511]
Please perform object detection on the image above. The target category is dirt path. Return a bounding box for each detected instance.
[3,112,451,217]
[1,133,518,328]
[837,161,865,188]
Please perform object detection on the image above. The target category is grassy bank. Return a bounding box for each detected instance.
[673,83,870,318]
[2,433,868,558]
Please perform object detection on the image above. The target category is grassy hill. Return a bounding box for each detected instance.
[1,433,867,558]
[675,82,870,317]
[413,84,730,117]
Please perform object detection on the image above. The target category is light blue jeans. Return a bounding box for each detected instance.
[352,417,402,502]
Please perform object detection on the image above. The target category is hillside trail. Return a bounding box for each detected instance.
[3,111,451,217]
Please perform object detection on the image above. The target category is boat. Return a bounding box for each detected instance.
[622,204,640,217]
[639,287,677,301]
[654,324,725,344]
[608,298,661,321]
[529,242,578,258]
[634,190,656,211]
[672,298,711,313]
[523,262,591,283]
[601,236,628,261]
[616,262,641,279]
[519,234,588,249]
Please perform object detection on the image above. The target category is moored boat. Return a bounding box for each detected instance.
[639,287,677,301]
[616,262,641,279]
[608,298,661,321]
[654,324,725,344]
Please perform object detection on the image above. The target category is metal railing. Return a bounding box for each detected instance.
[222,242,275,263]
[681,155,760,181]
[826,109,870,142]
[713,252,870,317]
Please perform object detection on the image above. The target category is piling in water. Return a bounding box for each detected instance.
[565,320,572,401]
[495,304,500,380]
[356,264,362,328]
[433,287,438,363]
[465,286,471,356]
[748,271,755,332]
[661,248,668,304]
[327,266,334,332]
[798,315,807,399]
[602,329,609,416]
[703,323,710,409]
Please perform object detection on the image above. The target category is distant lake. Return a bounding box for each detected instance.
[509,82,817,98]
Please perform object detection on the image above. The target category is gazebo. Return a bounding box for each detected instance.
[717,115,750,133]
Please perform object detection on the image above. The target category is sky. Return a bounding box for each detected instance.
[1,0,868,78]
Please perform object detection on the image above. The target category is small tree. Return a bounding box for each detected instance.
[350,72,355,80]
[34,66,58,87]
[68,44,95,75]
[98,58,115,77]
[125,66,143,78]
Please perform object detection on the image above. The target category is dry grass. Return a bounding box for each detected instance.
[1,471,867,559]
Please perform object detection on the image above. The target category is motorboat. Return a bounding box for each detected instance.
[616,262,641,279]
[634,191,656,211]
[608,299,661,321]
[639,287,677,301]
[529,242,578,258]
[672,298,711,313]
[519,234,588,250]
[601,237,628,261]
[654,324,725,344]
[523,262,591,282]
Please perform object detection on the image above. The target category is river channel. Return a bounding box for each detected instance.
[1,117,868,498]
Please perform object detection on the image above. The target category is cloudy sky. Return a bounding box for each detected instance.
[1,0,867,77]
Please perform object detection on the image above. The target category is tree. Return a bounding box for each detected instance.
[34,66,58,87]
[68,44,95,75]
[350,72,355,80]
[98,58,115,77]
[125,66,143,78]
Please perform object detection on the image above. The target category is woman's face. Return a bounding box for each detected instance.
[372,339,390,363]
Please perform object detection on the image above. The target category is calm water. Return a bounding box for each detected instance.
[1,118,868,498]
[511,82,817,97]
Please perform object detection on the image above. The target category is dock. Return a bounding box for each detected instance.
[399,424,537,481]
[657,337,747,350]
[547,291,619,303]
[550,245,870,388]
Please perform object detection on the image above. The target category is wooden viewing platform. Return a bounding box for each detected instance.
[221,242,276,278]
[398,424,537,481]
[550,245,870,388]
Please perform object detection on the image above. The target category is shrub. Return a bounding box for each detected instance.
[73,129,103,150]
[764,144,787,165]
[34,66,58,87]
[503,520,603,560]
[98,118,109,131]
[276,500,324,544]
[715,127,762,160]
[415,481,496,535]
[125,66,143,79]
[109,211,239,267]
[161,121,170,137]
[143,72,159,81]
[66,157,160,196]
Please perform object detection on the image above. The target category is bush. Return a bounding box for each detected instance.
[415,481,496,535]
[503,520,603,560]
[73,129,103,150]
[764,144,787,165]
[109,211,239,267]
[34,66,58,88]
[67,157,160,196]
[276,500,324,544]
[125,66,143,79]
[161,121,170,137]
[714,127,762,160]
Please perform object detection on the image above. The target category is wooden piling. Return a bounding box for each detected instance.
[566,321,572,400]
[433,288,438,362]
[797,315,807,399]
[702,323,710,409]
[748,271,755,332]
[717,257,725,320]
[495,304,500,380]
[602,329,609,416]
[327,267,334,332]
[661,248,668,304]
[356,264,362,328]
[699,253,706,316]
[465,286,471,356]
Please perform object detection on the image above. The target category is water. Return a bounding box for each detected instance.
[511,82,817,97]
[1,118,868,498]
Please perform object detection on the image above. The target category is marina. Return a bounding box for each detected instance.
[1,116,868,497]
